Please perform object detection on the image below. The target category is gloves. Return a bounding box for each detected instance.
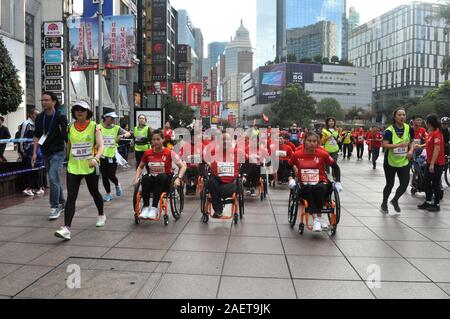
[334,182,343,193]
[288,179,296,190]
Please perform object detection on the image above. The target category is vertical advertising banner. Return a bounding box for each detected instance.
[104,15,136,69]
[211,102,221,117]
[68,17,99,71]
[172,83,186,103]
[201,101,211,117]
[188,83,202,106]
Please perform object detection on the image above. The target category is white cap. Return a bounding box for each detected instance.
[104,112,119,118]
[72,100,91,110]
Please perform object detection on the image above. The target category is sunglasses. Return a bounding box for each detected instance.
[73,107,87,112]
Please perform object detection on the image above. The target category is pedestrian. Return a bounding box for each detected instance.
[0,116,11,162]
[32,92,68,220]
[381,107,414,216]
[99,111,131,202]
[163,121,175,149]
[370,126,383,169]
[341,127,352,159]
[418,114,446,212]
[441,117,450,156]
[321,117,339,173]
[289,123,300,147]
[356,127,365,160]
[54,101,105,241]
[366,128,372,161]
[411,115,427,147]
[133,114,152,169]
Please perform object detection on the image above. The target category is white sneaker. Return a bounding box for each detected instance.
[320,218,329,230]
[34,188,45,196]
[147,207,158,219]
[388,211,401,218]
[48,208,61,220]
[54,227,71,240]
[23,189,34,196]
[140,207,151,219]
[96,215,106,228]
[313,219,322,232]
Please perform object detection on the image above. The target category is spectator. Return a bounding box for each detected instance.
[0,116,11,162]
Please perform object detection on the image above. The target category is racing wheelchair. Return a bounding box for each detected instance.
[200,165,245,224]
[133,175,184,226]
[288,181,341,236]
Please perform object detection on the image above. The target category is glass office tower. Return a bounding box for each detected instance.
[256,0,277,67]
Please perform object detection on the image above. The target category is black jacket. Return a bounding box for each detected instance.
[34,111,68,155]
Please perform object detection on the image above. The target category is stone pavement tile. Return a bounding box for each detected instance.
[15,267,68,299]
[133,218,190,234]
[333,215,365,227]
[228,237,284,255]
[408,259,450,282]
[0,215,54,228]
[116,232,178,250]
[399,218,450,229]
[0,265,53,296]
[348,257,430,282]
[386,241,450,259]
[0,263,22,280]
[357,216,408,228]
[222,253,290,278]
[436,283,450,296]
[86,259,160,273]
[368,227,429,241]
[0,243,54,264]
[135,273,163,299]
[170,234,229,253]
[343,209,391,218]
[102,248,167,262]
[151,274,220,299]
[415,228,450,241]
[230,223,279,238]
[287,256,360,280]
[277,224,305,238]
[181,221,231,236]
[370,282,449,299]
[0,205,48,216]
[334,240,402,258]
[218,277,296,299]
[281,237,343,257]
[65,230,129,248]
[29,246,109,267]
[83,219,142,232]
[55,270,150,299]
[163,251,225,276]
[438,242,450,251]
[10,227,84,245]
[0,226,35,242]
[331,226,380,240]
[240,214,276,225]
[293,280,375,299]
[0,296,10,299]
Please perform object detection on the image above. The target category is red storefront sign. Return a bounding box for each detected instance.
[201,101,211,117]
[211,102,220,117]
[172,83,186,103]
[188,83,202,106]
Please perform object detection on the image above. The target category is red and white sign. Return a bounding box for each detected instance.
[188,83,202,106]
[172,83,186,104]
[211,102,221,117]
[201,101,211,117]
[44,22,64,36]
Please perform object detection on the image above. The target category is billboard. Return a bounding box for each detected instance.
[286,63,322,85]
[172,83,186,103]
[104,15,136,69]
[152,0,167,30]
[69,17,99,71]
[188,83,202,106]
[259,64,286,104]
[211,102,221,117]
[201,101,211,117]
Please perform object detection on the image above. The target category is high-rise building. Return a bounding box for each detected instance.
[287,21,338,61]
[177,10,195,48]
[349,2,449,120]
[256,0,277,67]
[193,28,204,81]
[208,41,227,69]
[348,6,360,32]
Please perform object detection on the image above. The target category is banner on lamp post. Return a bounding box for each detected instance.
[68,16,99,71]
[172,83,186,104]
[104,15,136,69]
[211,102,220,117]
[188,83,202,106]
[201,101,211,117]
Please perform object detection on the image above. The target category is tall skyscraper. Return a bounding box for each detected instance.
[177,10,196,50]
[348,6,360,31]
[256,0,277,67]
[208,42,228,68]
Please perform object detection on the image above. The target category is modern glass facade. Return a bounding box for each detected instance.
[256,0,277,67]
[208,42,228,68]
[349,2,449,117]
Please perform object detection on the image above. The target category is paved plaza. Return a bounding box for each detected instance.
[0,155,449,299]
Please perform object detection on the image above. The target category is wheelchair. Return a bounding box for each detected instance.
[288,181,341,236]
[133,175,184,226]
[200,165,245,225]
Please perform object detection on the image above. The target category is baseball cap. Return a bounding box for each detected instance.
[72,100,91,110]
[103,112,119,118]
[441,117,450,124]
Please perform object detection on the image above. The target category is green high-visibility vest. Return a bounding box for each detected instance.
[386,124,411,168]
[322,128,339,153]
[100,124,120,158]
[134,126,150,152]
[68,121,97,175]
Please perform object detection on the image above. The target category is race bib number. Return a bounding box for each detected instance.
[276,150,287,157]
[300,169,320,184]
[413,139,422,145]
[358,136,364,142]
[71,143,93,160]
[217,162,234,177]
[148,162,165,175]
[103,136,115,147]
[393,146,408,156]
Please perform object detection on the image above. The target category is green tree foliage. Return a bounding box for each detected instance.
[267,84,316,127]
[162,96,195,128]
[316,98,344,120]
[345,106,365,121]
[313,55,323,63]
[0,36,23,115]
[331,56,340,64]
[416,81,450,117]
[382,98,419,118]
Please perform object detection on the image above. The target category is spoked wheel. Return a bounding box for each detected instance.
[288,188,299,228]
[133,182,142,224]
[170,185,184,220]
[233,212,238,225]
[299,223,305,235]
[237,178,245,218]
[328,188,341,235]
[445,162,450,187]
[200,187,209,223]
[164,215,169,226]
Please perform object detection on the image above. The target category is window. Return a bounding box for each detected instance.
[25,13,34,46]
[0,0,13,34]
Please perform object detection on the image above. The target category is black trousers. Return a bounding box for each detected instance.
[141,174,172,208]
[185,166,199,193]
[242,163,260,188]
[277,160,291,182]
[372,148,381,168]
[100,157,119,194]
[0,145,6,162]
[424,164,444,204]
[299,183,330,214]
[356,144,364,159]
[65,172,104,228]
[343,144,352,158]
[23,157,43,190]
[208,176,237,213]
[326,152,338,174]
[383,162,410,205]
[135,151,145,169]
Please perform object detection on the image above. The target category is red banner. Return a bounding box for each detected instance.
[211,102,220,117]
[201,101,211,117]
[188,83,202,106]
[172,83,186,103]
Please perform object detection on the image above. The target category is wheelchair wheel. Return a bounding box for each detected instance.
[164,214,169,226]
[133,182,142,219]
[299,223,305,235]
[233,212,238,224]
[445,163,450,187]
[134,216,140,225]
[200,185,208,216]
[237,178,245,218]
[202,214,209,224]
[263,176,268,199]
[328,188,341,233]
[288,188,299,228]
[170,185,184,220]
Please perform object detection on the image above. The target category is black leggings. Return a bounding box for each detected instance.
[65,172,104,228]
[383,162,410,205]
[300,183,330,214]
[135,151,145,169]
[141,174,172,208]
[100,158,119,194]
[424,164,444,204]
[208,177,237,213]
[343,144,352,158]
[277,160,292,182]
[356,144,364,159]
[242,163,260,188]
[372,148,381,167]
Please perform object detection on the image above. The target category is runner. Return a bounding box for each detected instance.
[321,117,339,174]
[370,126,383,169]
[381,107,414,216]
[163,121,175,149]
[289,123,301,147]
[133,114,152,169]
[288,132,342,232]
[99,112,132,202]
[355,127,365,160]
[411,115,427,147]
[341,127,353,159]
[276,133,294,184]
[366,129,372,161]
[54,101,105,241]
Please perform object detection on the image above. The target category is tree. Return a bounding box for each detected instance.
[0,36,23,115]
[345,106,365,121]
[322,57,330,64]
[299,57,313,64]
[382,97,419,118]
[268,84,316,127]
[316,98,344,120]
[331,56,340,64]
[416,81,450,117]
[313,55,323,63]
[162,96,195,128]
